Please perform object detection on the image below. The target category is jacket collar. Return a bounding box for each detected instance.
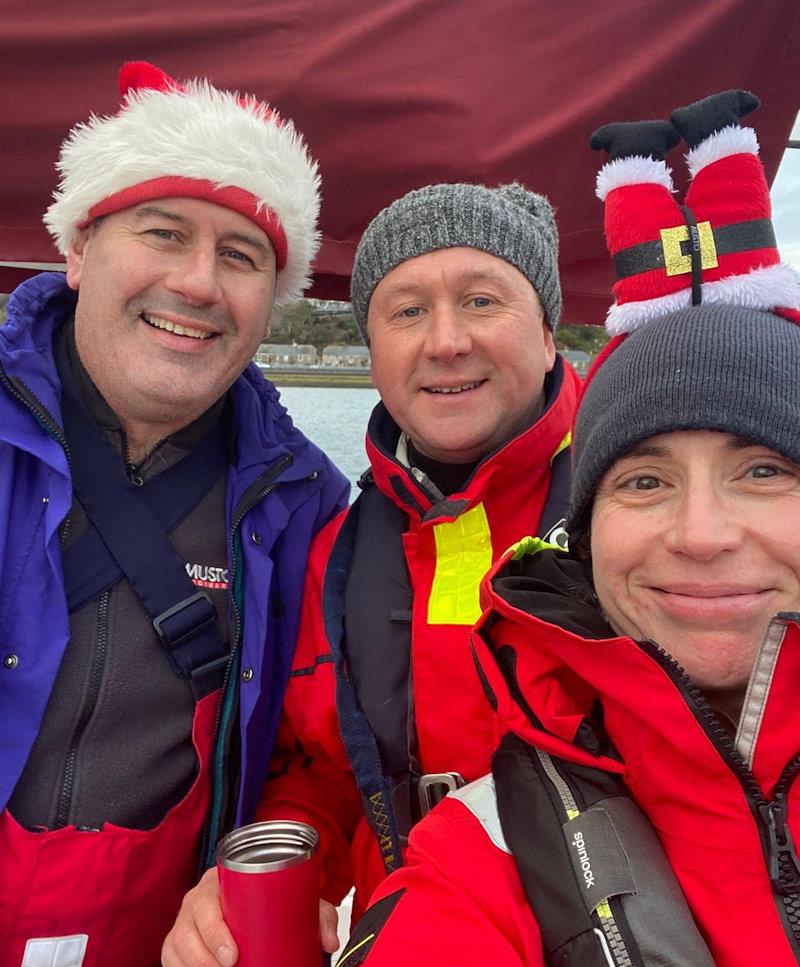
[1,273,76,419]
[475,544,800,811]
[363,354,579,523]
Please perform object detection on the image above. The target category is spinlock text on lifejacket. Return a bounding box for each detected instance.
[571,831,595,889]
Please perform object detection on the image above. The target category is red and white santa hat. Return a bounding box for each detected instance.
[44,61,320,307]
[592,89,800,336]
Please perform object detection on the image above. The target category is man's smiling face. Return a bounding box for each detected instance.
[366,247,556,464]
[66,196,276,436]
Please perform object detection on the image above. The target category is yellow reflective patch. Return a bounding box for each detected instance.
[552,430,571,461]
[508,535,564,560]
[566,807,580,821]
[428,503,492,625]
[595,900,613,920]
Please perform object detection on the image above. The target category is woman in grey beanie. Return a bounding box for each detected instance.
[336,91,800,967]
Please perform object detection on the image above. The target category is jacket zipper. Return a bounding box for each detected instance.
[637,638,800,957]
[199,452,295,870]
[1,366,72,546]
[54,591,110,828]
[532,747,638,967]
[0,366,89,827]
[0,364,69,453]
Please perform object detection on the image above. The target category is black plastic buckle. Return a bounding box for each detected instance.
[153,591,216,648]
[417,772,465,817]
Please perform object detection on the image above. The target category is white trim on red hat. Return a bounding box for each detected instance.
[605,262,800,336]
[686,124,759,179]
[596,155,674,202]
[44,74,320,307]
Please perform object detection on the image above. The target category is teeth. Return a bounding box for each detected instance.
[143,314,211,340]
[428,381,481,394]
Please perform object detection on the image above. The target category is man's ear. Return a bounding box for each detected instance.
[65,227,91,291]
[542,318,557,373]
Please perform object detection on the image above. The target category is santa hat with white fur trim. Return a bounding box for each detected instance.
[591,89,800,336]
[44,61,320,308]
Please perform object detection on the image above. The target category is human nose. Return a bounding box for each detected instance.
[166,246,223,306]
[423,304,472,359]
[664,478,743,561]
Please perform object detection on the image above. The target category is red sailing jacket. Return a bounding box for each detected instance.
[343,544,800,966]
[256,360,580,918]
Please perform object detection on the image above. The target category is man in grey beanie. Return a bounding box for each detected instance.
[251,180,583,953]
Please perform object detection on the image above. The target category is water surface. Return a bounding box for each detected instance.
[277,385,380,492]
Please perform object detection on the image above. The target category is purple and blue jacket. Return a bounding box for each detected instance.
[0,273,349,854]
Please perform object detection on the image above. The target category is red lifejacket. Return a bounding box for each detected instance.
[0,687,220,967]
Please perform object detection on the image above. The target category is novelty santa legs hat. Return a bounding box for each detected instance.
[591,89,799,336]
[44,61,320,307]
[566,90,800,539]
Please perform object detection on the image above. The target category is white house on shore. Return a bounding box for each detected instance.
[254,343,317,366]
[321,345,370,368]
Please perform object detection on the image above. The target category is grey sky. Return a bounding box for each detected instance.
[773,112,800,268]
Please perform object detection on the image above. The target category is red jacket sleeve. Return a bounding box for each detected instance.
[338,795,545,966]
[255,511,364,904]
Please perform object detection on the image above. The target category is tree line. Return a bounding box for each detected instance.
[267,300,608,358]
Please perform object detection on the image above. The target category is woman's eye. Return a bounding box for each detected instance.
[471,297,491,308]
[626,475,660,491]
[401,306,422,317]
[749,464,781,479]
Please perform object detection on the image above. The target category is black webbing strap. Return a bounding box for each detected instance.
[56,339,229,698]
[680,204,704,306]
[325,494,406,875]
[63,418,229,614]
[537,442,572,542]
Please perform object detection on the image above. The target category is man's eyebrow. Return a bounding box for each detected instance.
[454,268,517,287]
[379,269,515,299]
[223,231,273,261]
[132,205,187,224]
[377,280,423,299]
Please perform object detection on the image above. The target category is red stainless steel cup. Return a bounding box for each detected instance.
[217,820,320,967]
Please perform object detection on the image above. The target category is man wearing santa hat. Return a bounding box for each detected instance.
[0,61,348,966]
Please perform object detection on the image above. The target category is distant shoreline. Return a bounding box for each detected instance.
[261,367,374,388]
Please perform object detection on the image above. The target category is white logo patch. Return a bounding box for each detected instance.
[185,562,228,590]
[22,935,88,967]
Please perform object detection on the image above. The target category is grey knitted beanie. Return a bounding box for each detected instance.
[567,303,800,537]
[350,182,561,343]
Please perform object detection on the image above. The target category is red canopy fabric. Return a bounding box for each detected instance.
[3,0,798,323]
